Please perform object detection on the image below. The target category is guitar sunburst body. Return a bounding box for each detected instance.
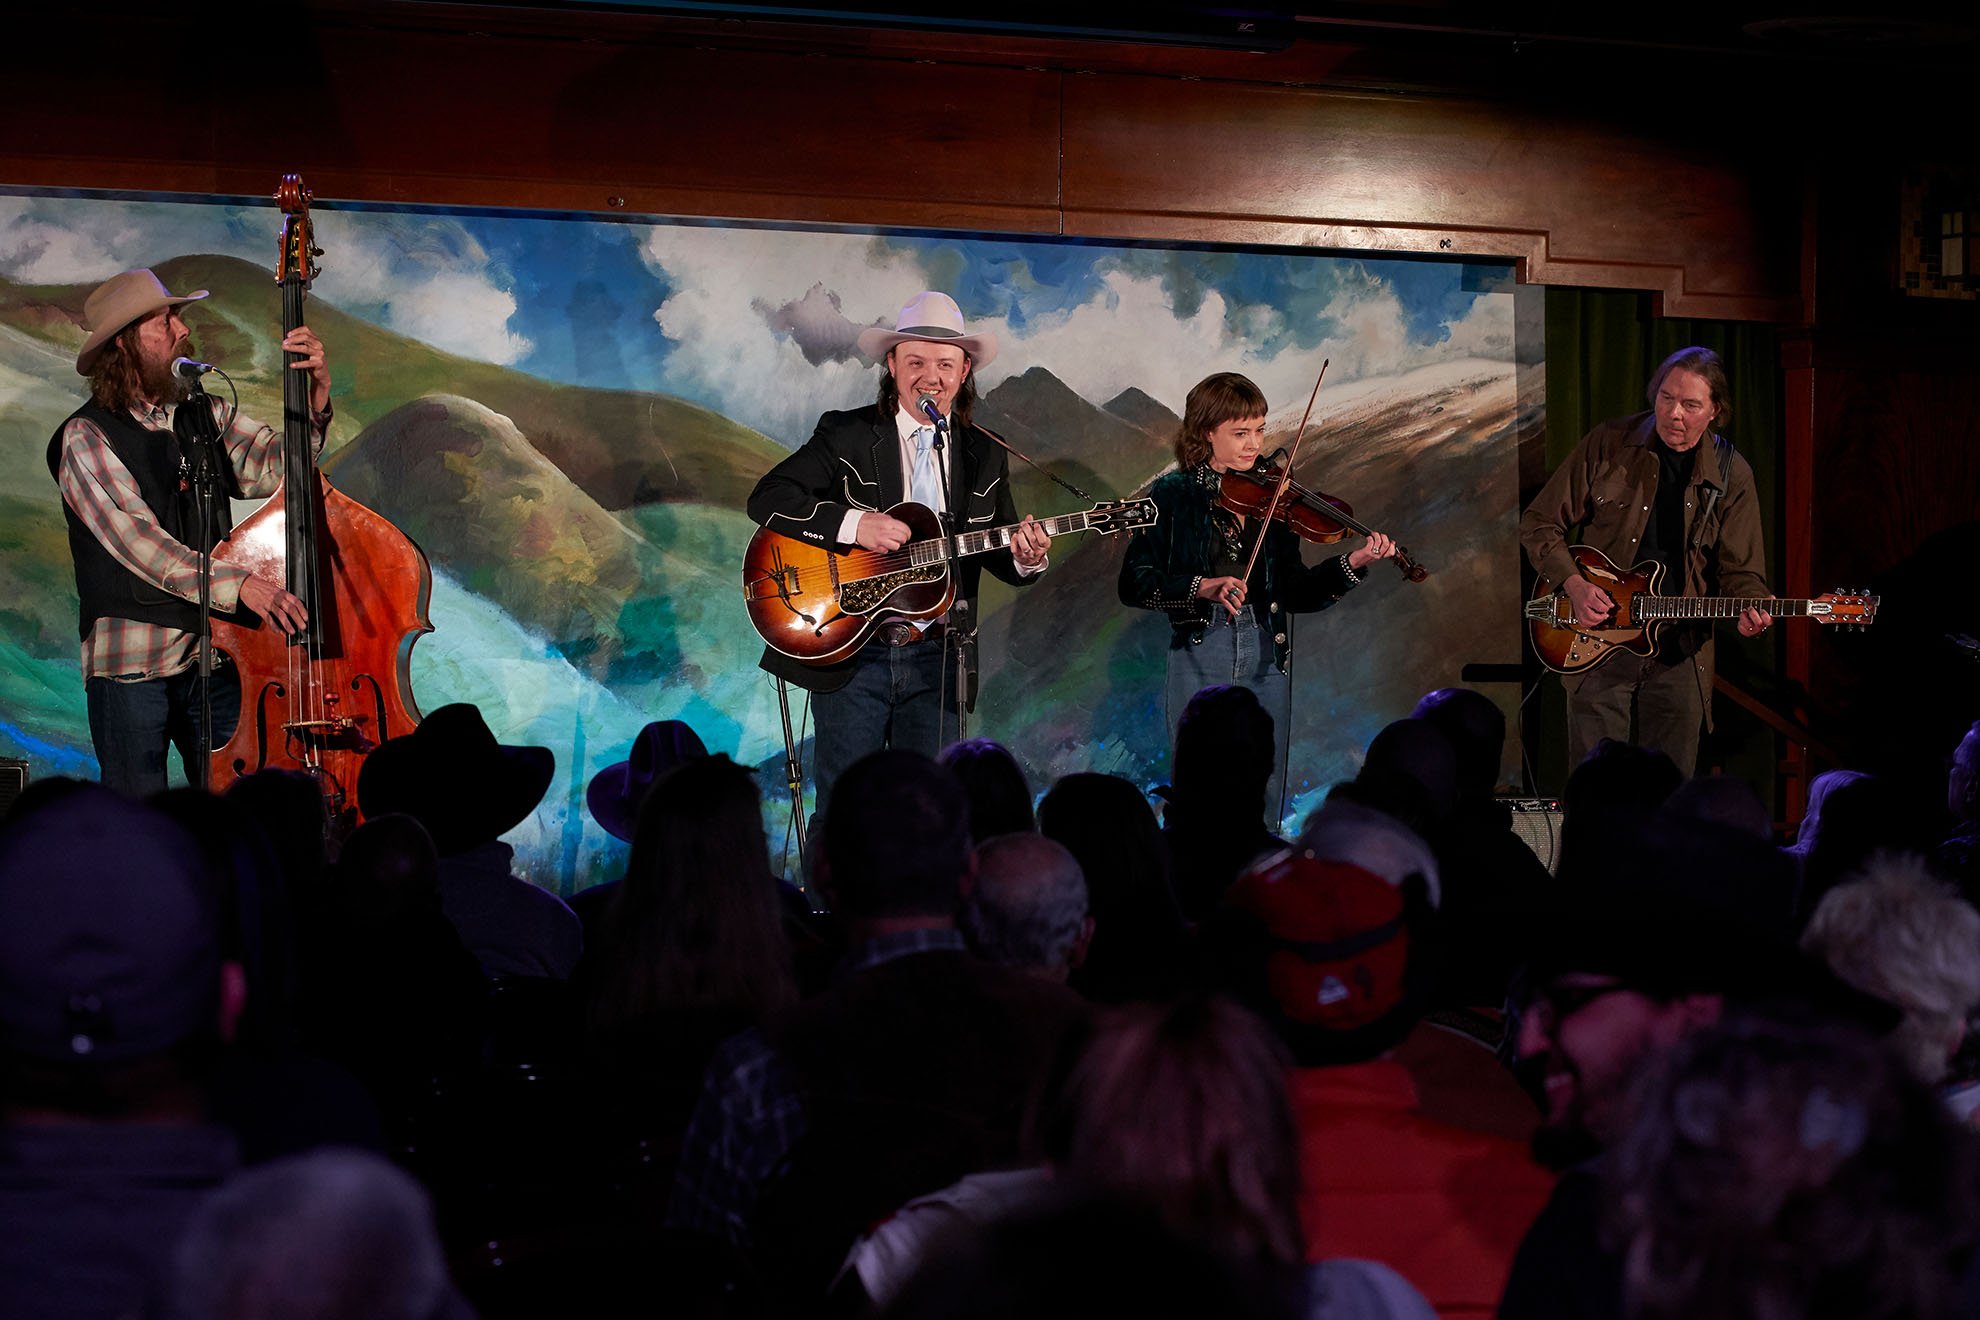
[742,497,1157,666]
[745,502,955,665]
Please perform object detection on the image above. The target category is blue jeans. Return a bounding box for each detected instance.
[1164,608,1292,823]
[86,659,240,797]
[810,636,954,821]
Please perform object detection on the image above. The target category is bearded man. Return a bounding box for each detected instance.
[49,268,328,794]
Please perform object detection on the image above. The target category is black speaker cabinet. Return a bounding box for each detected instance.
[1499,797,1563,874]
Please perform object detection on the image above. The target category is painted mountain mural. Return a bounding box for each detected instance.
[0,191,1537,887]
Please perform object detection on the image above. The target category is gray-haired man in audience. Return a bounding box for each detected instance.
[962,834,1094,982]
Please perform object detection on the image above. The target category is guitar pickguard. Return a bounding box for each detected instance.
[838,562,945,614]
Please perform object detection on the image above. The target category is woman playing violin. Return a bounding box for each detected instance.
[1118,372,1398,762]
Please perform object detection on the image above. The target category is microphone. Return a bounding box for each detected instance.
[171,356,215,381]
[916,393,949,435]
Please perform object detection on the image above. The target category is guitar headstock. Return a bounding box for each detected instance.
[1089,498,1159,536]
[1811,590,1879,630]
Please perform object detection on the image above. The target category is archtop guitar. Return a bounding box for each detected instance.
[743,498,1156,665]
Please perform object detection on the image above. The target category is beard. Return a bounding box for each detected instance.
[1513,1050,1606,1171]
[139,336,195,405]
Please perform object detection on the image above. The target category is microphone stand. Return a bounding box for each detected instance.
[772,675,809,877]
[174,375,227,791]
[932,413,977,740]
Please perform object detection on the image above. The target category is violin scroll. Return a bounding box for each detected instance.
[1392,545,1430,583]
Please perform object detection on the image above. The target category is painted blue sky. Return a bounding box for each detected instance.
[0,190,1521,443]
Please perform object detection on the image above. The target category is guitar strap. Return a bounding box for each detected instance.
[1688,432,1732,552]
[1683,432,1736,731]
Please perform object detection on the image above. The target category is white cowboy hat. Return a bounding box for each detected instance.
[856,290,997,368]
[74,268,208,375]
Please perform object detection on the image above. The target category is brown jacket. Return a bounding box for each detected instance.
[1519,411,1768,713]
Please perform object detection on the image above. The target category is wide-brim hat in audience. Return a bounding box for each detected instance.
[0,781,223,1063]
[856,290,998,368]
[356,704,553,856]
[586,719,709,842]
[75,268,208,374]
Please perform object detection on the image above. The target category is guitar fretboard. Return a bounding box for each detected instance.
[1635,597,1820,620]
[909,509,1124,567]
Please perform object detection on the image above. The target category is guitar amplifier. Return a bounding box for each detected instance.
[0,758,27,821]
[1499,797,1563,874]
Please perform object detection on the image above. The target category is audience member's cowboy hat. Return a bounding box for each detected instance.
[856,291,998,368]
[74,268,209,375]
[356,704,554,857]
[586,719,709,842]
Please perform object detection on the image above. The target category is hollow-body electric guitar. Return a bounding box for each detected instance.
[743,498,1156,665]
[1525,544,1877,675]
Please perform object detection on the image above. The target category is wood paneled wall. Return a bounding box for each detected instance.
[4,2,1805,320]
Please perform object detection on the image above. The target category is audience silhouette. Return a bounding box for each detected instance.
[8,686,1980,1319]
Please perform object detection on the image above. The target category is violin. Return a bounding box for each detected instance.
[1216,451,1429,583]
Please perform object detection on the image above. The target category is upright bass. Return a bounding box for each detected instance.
[208,175,433,833]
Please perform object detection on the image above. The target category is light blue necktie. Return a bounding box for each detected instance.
[908,424,943,511]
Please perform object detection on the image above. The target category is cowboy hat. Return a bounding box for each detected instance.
[356,704,554,856]
[74,268,209,375]
[856,290,998,368]
[585,719,709,842]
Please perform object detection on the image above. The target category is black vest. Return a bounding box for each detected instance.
[47,400,235,640]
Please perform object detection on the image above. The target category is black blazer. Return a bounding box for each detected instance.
[746,403,1034,693]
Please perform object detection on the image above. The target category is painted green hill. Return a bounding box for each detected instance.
[322,394,651,651]
[0,321,87,500]
[323,394,766,690]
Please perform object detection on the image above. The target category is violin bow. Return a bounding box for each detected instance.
[1237,358,1328,586]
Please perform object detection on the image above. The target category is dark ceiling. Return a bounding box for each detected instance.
[417,2,1980,63]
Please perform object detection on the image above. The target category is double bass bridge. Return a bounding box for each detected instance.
[283,714,376,756]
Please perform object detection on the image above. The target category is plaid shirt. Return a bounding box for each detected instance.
[56,396,328,681]
[664,926,971,1246]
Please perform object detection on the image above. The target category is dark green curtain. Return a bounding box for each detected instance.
[1528,288,1784,800]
